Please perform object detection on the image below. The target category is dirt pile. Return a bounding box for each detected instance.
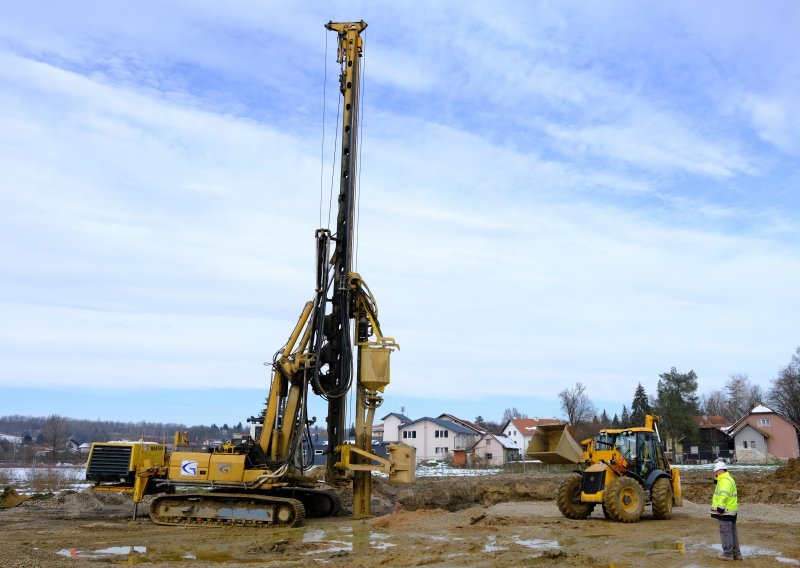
[0,487,30,509]
[680,466,800,505]
[370,473,562,514]
[19,488,134,518]
[770,458,800,481]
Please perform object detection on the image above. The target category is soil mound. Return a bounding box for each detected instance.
[19,489,134,518]
[770,458,800,482]
[371,473,561,514]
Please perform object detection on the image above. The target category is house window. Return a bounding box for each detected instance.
[751,440,756,449]
[486,453,493,460]
[434,447,448,454]
[434,430,449,438]
[743,441,747,448]
[757,418,771,427]
[403,431,417,439]
[486,439,491,445]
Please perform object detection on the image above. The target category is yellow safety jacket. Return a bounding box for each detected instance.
[712,471,738,516]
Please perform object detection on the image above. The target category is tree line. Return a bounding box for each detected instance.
[557,346,800,448]
[0,414,249,461]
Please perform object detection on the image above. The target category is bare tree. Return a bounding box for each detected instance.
[42,414,68,460]
[700,389,727,417]
[558,382,595,426]
[768,346,800,426]
[501,407,528,423]
[722,374,766,421]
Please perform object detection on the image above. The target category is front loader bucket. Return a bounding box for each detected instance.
[0,486,29,509]
[525,424,582,464]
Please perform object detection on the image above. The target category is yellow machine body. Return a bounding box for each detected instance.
[554,415,681,523]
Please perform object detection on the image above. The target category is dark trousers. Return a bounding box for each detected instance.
[719,518,741,558]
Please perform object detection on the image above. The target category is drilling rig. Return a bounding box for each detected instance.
[85,20,415,527]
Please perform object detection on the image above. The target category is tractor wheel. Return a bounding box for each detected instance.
[556,474,595,520]
[603,477,645,523]
[651,477,673,520]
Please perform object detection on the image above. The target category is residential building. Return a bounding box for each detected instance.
[472,433,519,467]
[728,404,800,463]
[398,417,481,462]
[681,415,734,462]
[380,412,410,443]
[501,417,563,455]
[437,414,486,435]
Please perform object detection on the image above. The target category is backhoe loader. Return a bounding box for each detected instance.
[85,21,416,527]
[527,415,681,523]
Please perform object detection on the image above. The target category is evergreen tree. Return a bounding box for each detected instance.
[630,383,651,426]
[600,409,609,427]
[655,367,700,451]
[620,404,630,426]
[611,414,620,428]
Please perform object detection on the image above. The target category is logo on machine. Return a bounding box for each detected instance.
[180,460,198,476]
[217,463,232,474]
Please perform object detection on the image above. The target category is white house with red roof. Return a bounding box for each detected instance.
[500,417,563,453]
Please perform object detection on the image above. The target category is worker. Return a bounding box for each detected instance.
[711,461,741,560]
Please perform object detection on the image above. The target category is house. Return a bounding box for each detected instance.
[65,438,81,453]
[79,442,93,455]
[682,415,734,462]
[472,433,519,467]
[437,414,486,435]
[501,417,563,454]
[380,412,411,443]
[398,417,481,462]
[728,404,800,463]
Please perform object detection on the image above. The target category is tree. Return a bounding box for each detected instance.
[655,367,700,452]
[700,389,727,418]
[42,414,68,460]
[768,346,800,426]
[558,382,595,426]
[600,409,610,429]
[611,414,620,428]
[620,404,630,426]
[502,407,528,423]
[630,383,651,427]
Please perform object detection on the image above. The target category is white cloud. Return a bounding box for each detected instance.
[743,94,800,156]
[1,2,799,418]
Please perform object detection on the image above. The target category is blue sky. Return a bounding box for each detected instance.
[1,2,799,428]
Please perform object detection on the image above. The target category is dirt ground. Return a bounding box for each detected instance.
[2,461,800,567]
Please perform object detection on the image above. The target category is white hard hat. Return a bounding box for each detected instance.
[713,461,727,473]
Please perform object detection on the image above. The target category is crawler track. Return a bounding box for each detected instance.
[149,493,305,527]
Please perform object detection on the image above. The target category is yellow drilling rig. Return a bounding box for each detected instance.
[85,21,415,527]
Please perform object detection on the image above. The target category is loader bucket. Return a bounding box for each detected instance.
[0,486,29,509]
[525,424,583,464]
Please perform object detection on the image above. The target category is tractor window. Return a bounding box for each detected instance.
[616,433,636,460]
[595,432,616,449]
[637,433,659,474]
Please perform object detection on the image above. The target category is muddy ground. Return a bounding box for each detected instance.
[2,461,800,567]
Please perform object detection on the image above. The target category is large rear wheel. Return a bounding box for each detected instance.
[651,477,673,520]
[603,477,645,523]
[556,474,595,519]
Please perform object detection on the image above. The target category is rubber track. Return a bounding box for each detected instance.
[149,493,305,528]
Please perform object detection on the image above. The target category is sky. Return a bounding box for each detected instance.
[1,1,799,429]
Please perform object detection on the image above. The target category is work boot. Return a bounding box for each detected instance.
[718,555,734,561]
[733,555,743,561]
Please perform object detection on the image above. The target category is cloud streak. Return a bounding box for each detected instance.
[1,2,799,422]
